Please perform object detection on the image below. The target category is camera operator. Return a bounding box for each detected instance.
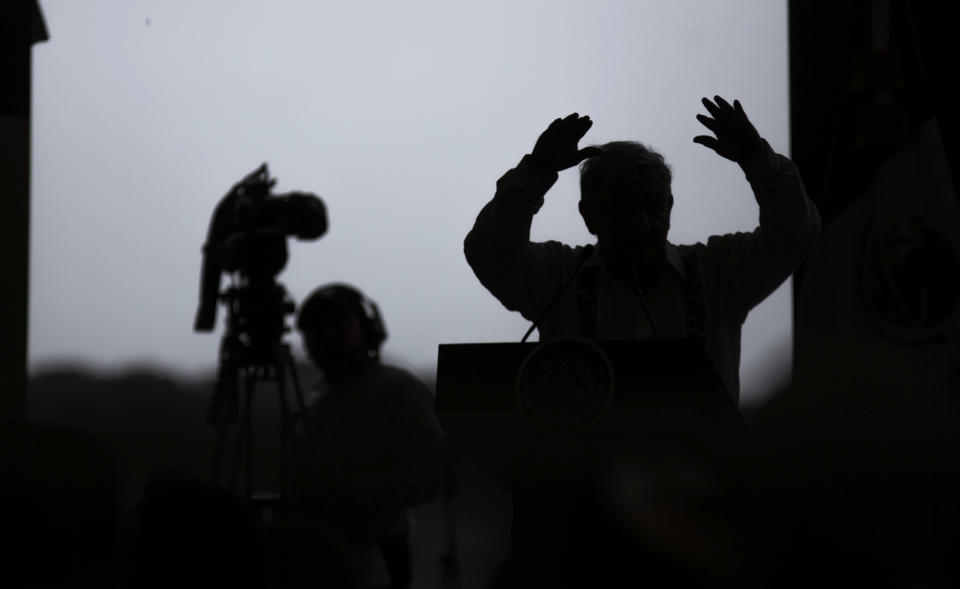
[286,283,444,589]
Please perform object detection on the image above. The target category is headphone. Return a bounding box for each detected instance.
[297,283,387,351]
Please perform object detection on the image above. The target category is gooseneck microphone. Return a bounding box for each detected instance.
[631,266,661,339]
[521,245,595,343]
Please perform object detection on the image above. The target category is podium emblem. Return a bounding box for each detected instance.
[515,338,615,434]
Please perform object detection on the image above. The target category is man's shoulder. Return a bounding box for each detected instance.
[675,231,759,256]
[672,235,758,277]
[376,362,423,381]
[374,363,432,396]
[374,364,441,424]
[673,241,709,261]
[530,240,593,263]
[532,239,585,252]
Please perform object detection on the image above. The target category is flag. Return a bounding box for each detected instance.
[795,117,960,410]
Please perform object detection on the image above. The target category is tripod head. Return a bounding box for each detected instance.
[219,274,296,369]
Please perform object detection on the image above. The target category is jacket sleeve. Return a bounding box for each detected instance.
[463,155,574,320]
[702,139,822,321]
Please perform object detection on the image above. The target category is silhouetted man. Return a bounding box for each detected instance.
[465,96,821,401]
[287,283,444,589]
[464,97,821,585]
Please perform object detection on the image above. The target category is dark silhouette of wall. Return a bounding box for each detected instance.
[1,1,47,419]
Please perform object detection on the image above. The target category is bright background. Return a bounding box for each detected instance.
[30,0,790,406]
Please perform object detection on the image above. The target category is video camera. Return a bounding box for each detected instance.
[193,162,327,335]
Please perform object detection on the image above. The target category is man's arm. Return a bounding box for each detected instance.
[464,114,599,319]
[694,97,821,319]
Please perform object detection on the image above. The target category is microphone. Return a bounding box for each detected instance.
[631,266,661,339]
[521,245,594,342]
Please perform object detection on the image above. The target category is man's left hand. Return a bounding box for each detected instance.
[693,96,763,164]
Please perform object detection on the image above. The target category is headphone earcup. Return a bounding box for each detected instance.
[364,301,387,348]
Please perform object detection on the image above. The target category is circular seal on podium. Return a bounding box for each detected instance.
[515,338,615,435]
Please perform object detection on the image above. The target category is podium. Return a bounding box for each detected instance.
[435,338,742,487]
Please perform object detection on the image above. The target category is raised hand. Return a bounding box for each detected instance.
[693,96,763,163]
[531,113,603,173]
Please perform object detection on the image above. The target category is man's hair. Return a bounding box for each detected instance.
[578,141,673,206]
[296,283,387,353]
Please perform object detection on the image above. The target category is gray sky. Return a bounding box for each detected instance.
[30,0,790,405]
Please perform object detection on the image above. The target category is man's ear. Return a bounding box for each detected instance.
[579,200,598,235]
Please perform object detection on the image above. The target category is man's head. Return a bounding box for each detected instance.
[578,141,673,272]
[295,283,387,377]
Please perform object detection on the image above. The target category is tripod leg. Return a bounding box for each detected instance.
[278,344,311,508]
[285,346,311,436]
[228,394,245,494]
[275,354,291,507]
[440,452,463,589]
[230,372,255,498]
[244,373,256,501]
[211,336,241,485]
[212,413,229,483]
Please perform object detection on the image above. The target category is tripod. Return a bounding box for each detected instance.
[208,280,310,516]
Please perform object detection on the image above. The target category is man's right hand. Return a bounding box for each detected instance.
[531,113,602,173]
